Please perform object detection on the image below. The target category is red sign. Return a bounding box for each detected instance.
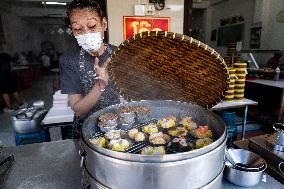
[123,16,170,40]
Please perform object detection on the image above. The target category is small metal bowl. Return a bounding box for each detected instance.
[98,122,117,133]
[224,149,267,187]
[99,113,119,127]
[104,130,124,140]
[121,122,135,130]
[134,106,151,124]
[119,112,136,125]
[136,112,151,124]
[224,161,267,187]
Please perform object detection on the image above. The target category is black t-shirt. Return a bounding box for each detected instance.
[59,44,120,115]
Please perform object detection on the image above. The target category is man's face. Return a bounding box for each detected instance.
[69,8,107,37]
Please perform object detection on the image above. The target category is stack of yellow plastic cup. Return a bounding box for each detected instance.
[233,63,247,100]
[224,56,232,67]
[227,43,236,57]
[224,67,236,101]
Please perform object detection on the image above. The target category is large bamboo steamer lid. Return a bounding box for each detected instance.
[109,31,230,109]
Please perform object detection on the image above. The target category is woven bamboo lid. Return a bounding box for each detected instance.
[109,31,230,109]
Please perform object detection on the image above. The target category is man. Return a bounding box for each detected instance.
[267,53,282,69]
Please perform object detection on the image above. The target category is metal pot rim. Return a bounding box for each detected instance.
[82,100,227,162]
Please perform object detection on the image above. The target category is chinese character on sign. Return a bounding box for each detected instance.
[123,16,170,40]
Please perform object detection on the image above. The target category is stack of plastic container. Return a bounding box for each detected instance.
[233,63,247,100]
[224,56,232,66]
[227,43,236,58]
[224,67,236,101]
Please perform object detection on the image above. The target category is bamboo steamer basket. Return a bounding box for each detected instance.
[109,31,230,108]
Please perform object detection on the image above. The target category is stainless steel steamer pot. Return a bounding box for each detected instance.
[81,100,227,189]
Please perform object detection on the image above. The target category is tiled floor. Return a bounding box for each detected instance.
[0,73,54,146]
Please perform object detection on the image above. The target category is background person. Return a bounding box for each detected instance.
[267,53,282,69]
[40,40,60,68]
[0,53,27,113]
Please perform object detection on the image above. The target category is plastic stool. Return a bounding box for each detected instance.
[219,111,237,146]
[220,111,236,128]
[15,129,46,146]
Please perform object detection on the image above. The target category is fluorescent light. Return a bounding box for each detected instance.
[42,2,67,5]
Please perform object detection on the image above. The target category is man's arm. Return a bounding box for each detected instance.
[69,58,109,118]
[69,82,104,118]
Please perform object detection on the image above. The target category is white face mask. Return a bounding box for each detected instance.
[75,32,103,52]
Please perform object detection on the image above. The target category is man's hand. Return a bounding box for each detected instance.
[94,57,110,91]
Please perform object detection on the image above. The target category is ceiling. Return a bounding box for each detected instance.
[0,0,226,18]
[1,0,70,18]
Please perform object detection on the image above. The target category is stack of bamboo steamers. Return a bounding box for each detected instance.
[224,43,247,101]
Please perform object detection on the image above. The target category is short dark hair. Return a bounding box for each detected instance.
[67,0,106,20]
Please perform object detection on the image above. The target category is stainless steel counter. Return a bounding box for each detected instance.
[246,79,284,123]
[1,140,283,189]
[247,79,284,89]
[1,140,81,189]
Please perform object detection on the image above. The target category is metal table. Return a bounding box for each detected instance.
[211,98,258,140]
[42,106,74,125]
[42,107,74,141]
[0,140,283,189]
[1,140,81,189]
[246,79,284,122]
